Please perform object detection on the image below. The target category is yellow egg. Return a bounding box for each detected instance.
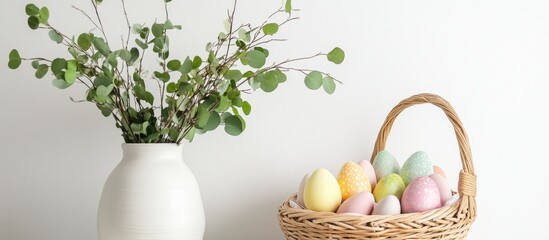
[304,168,342,212]
[338,162,371,201]
[373,173,405,202]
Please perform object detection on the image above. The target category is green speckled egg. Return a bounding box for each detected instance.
[399,151,434,185]
[373,150,400,182]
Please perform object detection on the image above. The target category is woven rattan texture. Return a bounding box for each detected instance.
[278,93,477,240]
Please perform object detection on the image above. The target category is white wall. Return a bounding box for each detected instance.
[1,0,548,239]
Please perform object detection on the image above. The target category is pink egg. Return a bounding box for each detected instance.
[433,165,447,180]
[358,160,377,189]
[336,191,375,215]
[401,176,441,213]
[429,174,452,205]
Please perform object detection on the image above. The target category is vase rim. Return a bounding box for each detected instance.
[121,143,183,151]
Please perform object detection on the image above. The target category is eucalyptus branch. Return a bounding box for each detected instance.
[10,0,345,144]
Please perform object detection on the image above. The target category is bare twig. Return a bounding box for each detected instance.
[120,0,132,49]
[225,0,238,58]
[90,0,109,43]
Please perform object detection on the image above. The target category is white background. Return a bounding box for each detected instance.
[1,0,548,239]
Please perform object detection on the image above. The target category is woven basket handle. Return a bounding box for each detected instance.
[370,93,477,198]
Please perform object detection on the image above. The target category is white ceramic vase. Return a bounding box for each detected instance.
[98,144,205,240]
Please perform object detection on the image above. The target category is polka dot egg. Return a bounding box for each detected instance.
[399,151,434,185]
[401,176,441,213]
[338,162,371,201]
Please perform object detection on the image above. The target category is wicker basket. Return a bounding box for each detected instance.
[278,93,477,240]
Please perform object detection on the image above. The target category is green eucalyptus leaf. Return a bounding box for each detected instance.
[38,7,49,24]
[236,40,246,49]
[304,71,323,90]
[152,23,164,38]
[322,76,336,94]
[167,59,181,71]
[93,37,111,56]
[135,39,148,49]
[244,50,266,69]
[98,105,112,117]
[192,56,202,69]
[51,58,67,74]
[8,49,22,69]
[134,83,154,105]
[77,33,92,51]
[196,105,211,128]
[52,78,73,89]
[216,96,230,112]
[166,82,178,93]
[243,70,254,78]
[262,23,279,35]
[273,68,287,83]
[128,47,139,65]
[223,69,242,81]
[25,4,39,16]
[238,28,251,42]
[31,60,39,69]
[93,75,111,87]
[35,64,49,78]
[178,82,193,95]
[232,96,243,107]
[285,0,292,13]
[184,127,196,142]
[107,53,118,67]
[139,27,150,39]
[65,60,78,84]
[254,47,269,57]
[223,19,231,32]
[249,74,262,91]
[242,101,251,115]
[27,16,39,30]
[224,115,245,136]
[327,47,345,64]
[154,71,170,82]
[261,71,279,92]
[48,30,63,44]
[118,49,131,62]
[203,111,221,131]
[131,24,143,34]
[164,19,175,29]
[96,84,114,97]
[179,57,193,74]
[131,122,149,135]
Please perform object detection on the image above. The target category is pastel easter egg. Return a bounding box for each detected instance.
[373,150,400,181]
[433,165,447,180]
[304,168,342,212]
[358,160,377,189]
[297,173,310,206]
[338,162,371,201]
[399,151,434,185]
[372,195,401,215]
[373,173,405,202]
[336,191,375,215]
[429,174,452,205]
[444,194,460,206]
[401,176,441,213]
